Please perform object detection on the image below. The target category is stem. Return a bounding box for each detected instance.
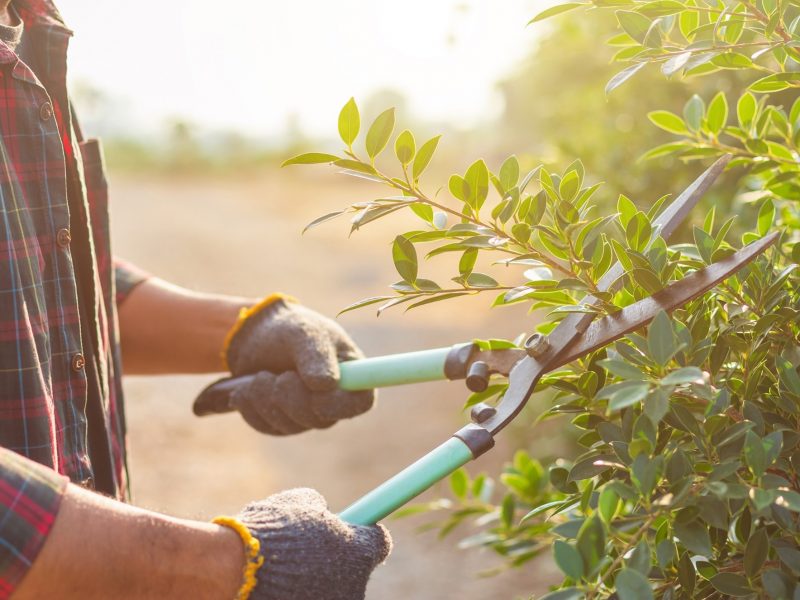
[586,513,659,599]
[344,149,583,282]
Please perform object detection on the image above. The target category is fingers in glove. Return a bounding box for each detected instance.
[354,523,393,565]
[241,487,328,519]
[311,387,376,422]
[287,324,341,392]
[272,372,336,430]
[231,395,284,435]
[231,372,310,436]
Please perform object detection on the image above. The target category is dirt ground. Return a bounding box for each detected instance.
[111,167,564,599]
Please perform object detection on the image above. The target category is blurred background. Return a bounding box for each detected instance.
[56,1,753,598]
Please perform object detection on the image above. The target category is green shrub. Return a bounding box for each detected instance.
[286,1,800,597]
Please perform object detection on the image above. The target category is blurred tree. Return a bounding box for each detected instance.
[497,14,752,225]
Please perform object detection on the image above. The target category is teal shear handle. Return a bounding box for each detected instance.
[339,425,493,526]
[338,346,452,390]
[192,344,475,417]
[339,436,474,525]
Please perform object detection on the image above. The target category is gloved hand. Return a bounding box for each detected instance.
[222,488,392,600]
[224,296,375,434]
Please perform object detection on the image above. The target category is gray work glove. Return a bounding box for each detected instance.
[226,297,375,435]
[240,488,391,600]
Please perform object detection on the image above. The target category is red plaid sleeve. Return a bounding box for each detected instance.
[114,258,150,306]
[0,448,68,598]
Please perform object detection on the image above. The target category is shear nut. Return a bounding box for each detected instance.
[525,333,550,359]
[465,361,490,392]
[470,402,496,424]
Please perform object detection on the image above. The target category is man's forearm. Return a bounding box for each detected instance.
[14,484,245,599]
[118,277,254,374]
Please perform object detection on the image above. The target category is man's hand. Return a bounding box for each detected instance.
[225,297,376,434]
[235,488,391,600]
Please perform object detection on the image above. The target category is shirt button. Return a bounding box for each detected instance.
[56,227,71,248]
[39,101,53,121]
[71,353,85,372]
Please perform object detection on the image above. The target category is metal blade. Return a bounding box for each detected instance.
[553,231,778,368]
[478,229,775,436]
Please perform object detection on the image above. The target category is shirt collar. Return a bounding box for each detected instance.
[14,0,71,33]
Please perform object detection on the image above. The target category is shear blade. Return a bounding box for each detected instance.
[480,231,778,435]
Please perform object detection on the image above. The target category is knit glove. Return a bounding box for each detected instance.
[227,488,392,600]
[224,295,375,434]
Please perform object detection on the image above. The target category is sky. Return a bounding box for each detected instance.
[56,0,544,138]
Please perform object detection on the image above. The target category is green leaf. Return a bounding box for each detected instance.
[777,356,800,395]
[706,92,728,135]
[632,453,663,496]
[365,108,396,160]
[647,310,675,366]
[743,430,766,478]
[499,155,520,192]
[683,94,705,131]
[679,7,698,40]
[559,170,580,202]
[599,359,645,380]
[337,295,394,316]
[464,159,490,211]
[661,50,692,76]
[674,520,713,556]
[553,540,585,580]
[648,111,688,135]
[709,573,752,596]
[693,226,715,264]
[501,494,515,528]
[661,367,703,385]
[757,199,775,236]
[392,235,418,283]
[576,515,606,576]
[282,152,340,167]
[744,528,769,578]
[776,546,800,574]
[625,211,651,252]
[749,73,800,93]
[302,209,348,233]
[528,2,584,23]
[617,195,638,229]
[450,468,468,499]
[406,292,469,311]
[598,486,620,523]
[412,135,441,180]
[394,129,416,166]
[737,92,757,129]
[449,174,469,201]
[615,568,654,600]
[609,382,650,411]
[616,10,651,43]
[333,159,378,175]
[338,97,360,146]
[459,249,478,277]
[606,63,646,95]
[465,272,498,288]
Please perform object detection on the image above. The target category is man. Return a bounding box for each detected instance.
[0,1,390,598]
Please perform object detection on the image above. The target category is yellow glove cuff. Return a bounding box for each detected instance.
[220,293,297,371]
[213,516,265,600]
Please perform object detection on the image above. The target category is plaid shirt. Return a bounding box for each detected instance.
[0,0,147,594]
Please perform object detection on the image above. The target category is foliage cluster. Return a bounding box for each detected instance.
[285,0,800,597]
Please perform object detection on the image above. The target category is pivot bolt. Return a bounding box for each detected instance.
[525,333,550,359]
[470,402,497,424]
[465,361,490,392]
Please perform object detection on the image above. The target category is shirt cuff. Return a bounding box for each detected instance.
[114,258,150,306]
[0,449,68,598]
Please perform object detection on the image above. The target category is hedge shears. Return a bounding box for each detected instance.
[194,155,779,526]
